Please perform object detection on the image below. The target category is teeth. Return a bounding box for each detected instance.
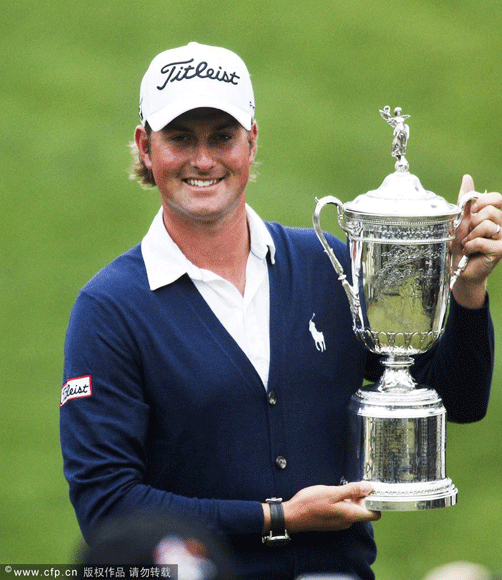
[186,179,220,187]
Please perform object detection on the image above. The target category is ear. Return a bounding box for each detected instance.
[248,122,258,162]
[134,125,153,169]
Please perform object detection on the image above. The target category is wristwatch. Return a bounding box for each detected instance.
[262,497,291,546]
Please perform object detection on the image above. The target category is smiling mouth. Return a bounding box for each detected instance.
[184,178,223,188]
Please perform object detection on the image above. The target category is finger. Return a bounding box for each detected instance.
[471,192,502,213]
[458,174,475,203]
[464,219,502,243]
[338,497,381,522]
[462,203,502,240]
[467,202,502,224]
[336,481,374,502]
[462,236,502,260]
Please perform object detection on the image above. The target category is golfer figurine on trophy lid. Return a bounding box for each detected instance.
[313,106,482,510]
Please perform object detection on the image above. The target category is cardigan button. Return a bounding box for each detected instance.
[268,391,277,405]
[275,456,287,470]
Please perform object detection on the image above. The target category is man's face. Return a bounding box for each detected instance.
[139,108,257,227]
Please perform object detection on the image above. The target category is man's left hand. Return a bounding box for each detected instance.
[451,174,502,309]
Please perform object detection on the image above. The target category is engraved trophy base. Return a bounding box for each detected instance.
[347,377,458,511]
[365,479,458,511]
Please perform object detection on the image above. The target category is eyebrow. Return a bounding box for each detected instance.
[164,119,240,133]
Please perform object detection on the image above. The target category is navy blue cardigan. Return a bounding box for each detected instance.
[60,223,493,579]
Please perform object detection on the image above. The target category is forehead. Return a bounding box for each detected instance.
[164,108,241,130]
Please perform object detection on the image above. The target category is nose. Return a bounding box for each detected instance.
[190,144,216,172]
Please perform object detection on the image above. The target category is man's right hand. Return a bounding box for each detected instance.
[262,483,381,535]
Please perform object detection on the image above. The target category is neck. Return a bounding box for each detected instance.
[163,204,250,295]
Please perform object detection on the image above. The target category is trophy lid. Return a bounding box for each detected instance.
[344,107,459,221]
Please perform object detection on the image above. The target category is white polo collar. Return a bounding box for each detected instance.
[141,204,276,291]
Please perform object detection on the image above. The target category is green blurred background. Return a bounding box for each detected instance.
[1,0,501,577]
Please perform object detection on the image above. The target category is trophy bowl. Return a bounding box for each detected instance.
[313,107,480,510]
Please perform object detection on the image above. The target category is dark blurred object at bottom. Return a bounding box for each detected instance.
[76,510,236,580]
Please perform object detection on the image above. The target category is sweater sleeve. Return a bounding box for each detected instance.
[411,294,494,423]
[60,291,264,543]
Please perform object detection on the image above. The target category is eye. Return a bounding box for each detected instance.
[170,133,191,144]
[212,132,234,144]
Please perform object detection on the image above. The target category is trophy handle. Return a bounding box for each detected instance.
[450,190,482,289]
[313,196,358,309]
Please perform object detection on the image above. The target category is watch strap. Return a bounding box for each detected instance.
[262,497,290,546]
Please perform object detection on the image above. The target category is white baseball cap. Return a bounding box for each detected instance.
[138,42,255,131]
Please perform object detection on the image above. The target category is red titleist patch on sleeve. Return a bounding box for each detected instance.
[60,375,92,406]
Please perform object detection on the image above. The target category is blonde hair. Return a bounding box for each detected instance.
[129,123,156,189]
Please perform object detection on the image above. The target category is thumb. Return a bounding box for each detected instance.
[338,481,374,501]
[458,174,475,203]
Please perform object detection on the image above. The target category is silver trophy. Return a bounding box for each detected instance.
[313,106,481,510]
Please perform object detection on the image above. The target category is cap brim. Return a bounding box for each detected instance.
[145,97,253,132]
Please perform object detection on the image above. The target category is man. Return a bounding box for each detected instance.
[60,42,502,579]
